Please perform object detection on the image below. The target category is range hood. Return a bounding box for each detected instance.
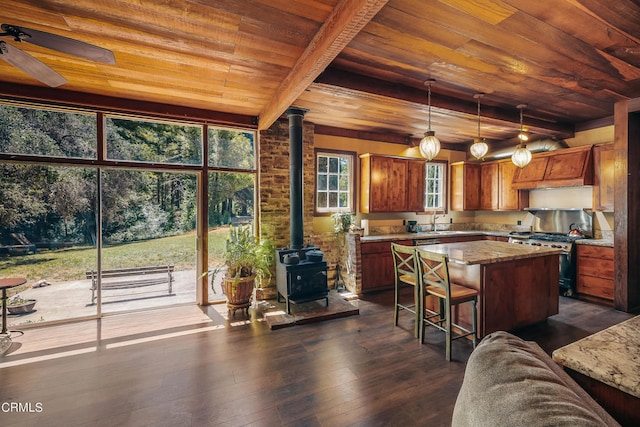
[512,145,594,189]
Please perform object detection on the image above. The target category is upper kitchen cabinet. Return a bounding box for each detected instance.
[360,154,425,213]
[512,145,594,189]
[450,162,481,211]
[452,160,528,211]
[498,160,529,210]
[593,143,614,212]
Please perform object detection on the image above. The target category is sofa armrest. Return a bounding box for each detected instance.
[452,331,619,427]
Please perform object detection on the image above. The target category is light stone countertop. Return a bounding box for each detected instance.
[576,238,614,247]
[552,315,640,399]
[359,230,507,243]
[415,240,562,265]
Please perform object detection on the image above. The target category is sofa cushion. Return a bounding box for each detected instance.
[451,331,619,427]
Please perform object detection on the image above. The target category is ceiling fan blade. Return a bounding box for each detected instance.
[2,24,115,64]
[0,41,67,87]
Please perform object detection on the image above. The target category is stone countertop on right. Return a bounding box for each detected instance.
[552,315,640,399]
[576,239,614,248]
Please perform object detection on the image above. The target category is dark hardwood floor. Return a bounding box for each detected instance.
[0,291,633,427]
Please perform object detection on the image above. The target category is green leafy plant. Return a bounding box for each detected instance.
[331,212,354,233]
[215,225,274,284]
[7,295,34,306]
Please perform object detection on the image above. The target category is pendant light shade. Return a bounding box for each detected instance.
[512,104,532,168]
[419,79,441,160]
[470,93,488,160]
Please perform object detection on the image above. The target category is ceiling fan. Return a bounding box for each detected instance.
[0,23,115,87]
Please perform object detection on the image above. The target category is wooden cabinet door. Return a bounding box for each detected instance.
[512,156,548,187]
[407,159,426,212]
[368,155,392,212]
[480,162,499,210]
[544,147,592,182]
[498,160,529,210]
[388,157,408,212]
[361,240,413,292]
[450,162,481,211]
[361,155,423,213]
[593,144,614,211]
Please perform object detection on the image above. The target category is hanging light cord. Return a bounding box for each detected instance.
[427,83,433,131]
[477,96,481,139]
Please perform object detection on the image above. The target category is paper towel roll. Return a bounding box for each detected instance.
[361,219,369,236]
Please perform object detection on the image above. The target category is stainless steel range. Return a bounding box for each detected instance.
[508,208,593,296]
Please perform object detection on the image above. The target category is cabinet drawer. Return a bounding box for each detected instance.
[577,275,614,300]
[361,240,412,254]
[577,245,613,260]
[577,257,614,279]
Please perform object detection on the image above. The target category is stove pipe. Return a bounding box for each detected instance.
[285,107,308,250]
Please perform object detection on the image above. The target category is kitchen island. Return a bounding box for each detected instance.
[417,240,562,338]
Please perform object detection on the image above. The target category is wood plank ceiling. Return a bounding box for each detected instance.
[2,0,640,154]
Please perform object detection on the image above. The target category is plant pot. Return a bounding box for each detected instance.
[7,299,36,314]
[223,275,255,314]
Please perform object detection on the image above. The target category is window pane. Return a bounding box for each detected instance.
[339,158,349,174]
[339,193,348,207]
[0,164,98,325]
[207,172,255,303]
[328,157,338,173]
[317,192,327,208]
[318,156,328,172]
[318,175,327,191]
[0,103,96,159]
[106,116,202,165]
[339,175,348,191]
[329,192,338,207]
[329,175,338,191]
[208,128,256,170]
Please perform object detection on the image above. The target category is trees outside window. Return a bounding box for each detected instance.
[425,162,446,211]
[316,150,354,214]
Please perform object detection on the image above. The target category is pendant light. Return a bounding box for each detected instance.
[512,104,532,168]
[419,79,441,160]
[470,93,488,160]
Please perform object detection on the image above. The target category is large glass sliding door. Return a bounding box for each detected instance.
[99,170,198,313]
[0,164,98,327]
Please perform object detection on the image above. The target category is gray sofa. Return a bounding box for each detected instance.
[452,331,619,426]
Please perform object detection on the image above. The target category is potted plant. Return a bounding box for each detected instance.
[214,225,274,314]
[7,295,37,314]
[331,212,354,292]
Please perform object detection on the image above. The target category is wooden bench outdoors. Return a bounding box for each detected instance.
[85,265,174,304]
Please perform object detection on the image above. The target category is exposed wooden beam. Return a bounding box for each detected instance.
[314,124,464,151]
[0,82,257,128]
[258,0,389,130]
[315,68,576,138]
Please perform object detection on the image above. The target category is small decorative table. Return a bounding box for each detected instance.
[0,277,27,355]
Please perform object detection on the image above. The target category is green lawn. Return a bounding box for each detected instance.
[0,228,230,286]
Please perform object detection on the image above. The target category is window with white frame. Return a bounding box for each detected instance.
[315,150,354,213]
[425,162,446,211]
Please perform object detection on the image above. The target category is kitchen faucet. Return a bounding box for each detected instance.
[432,211,440,231]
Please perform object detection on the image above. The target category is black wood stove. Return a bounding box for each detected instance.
[275,108,329,314]
[276,247,328,314]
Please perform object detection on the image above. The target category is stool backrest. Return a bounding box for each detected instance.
[391,243,418,282]
[416,248,452,299]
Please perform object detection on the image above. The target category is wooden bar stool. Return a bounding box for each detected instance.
[391,243,420,338]
[416,248,478,361]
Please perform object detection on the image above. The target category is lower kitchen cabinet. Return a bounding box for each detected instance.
[576,245,614,303]
[361,240,413,292]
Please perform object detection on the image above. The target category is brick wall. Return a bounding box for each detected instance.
[258,118,346,293]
